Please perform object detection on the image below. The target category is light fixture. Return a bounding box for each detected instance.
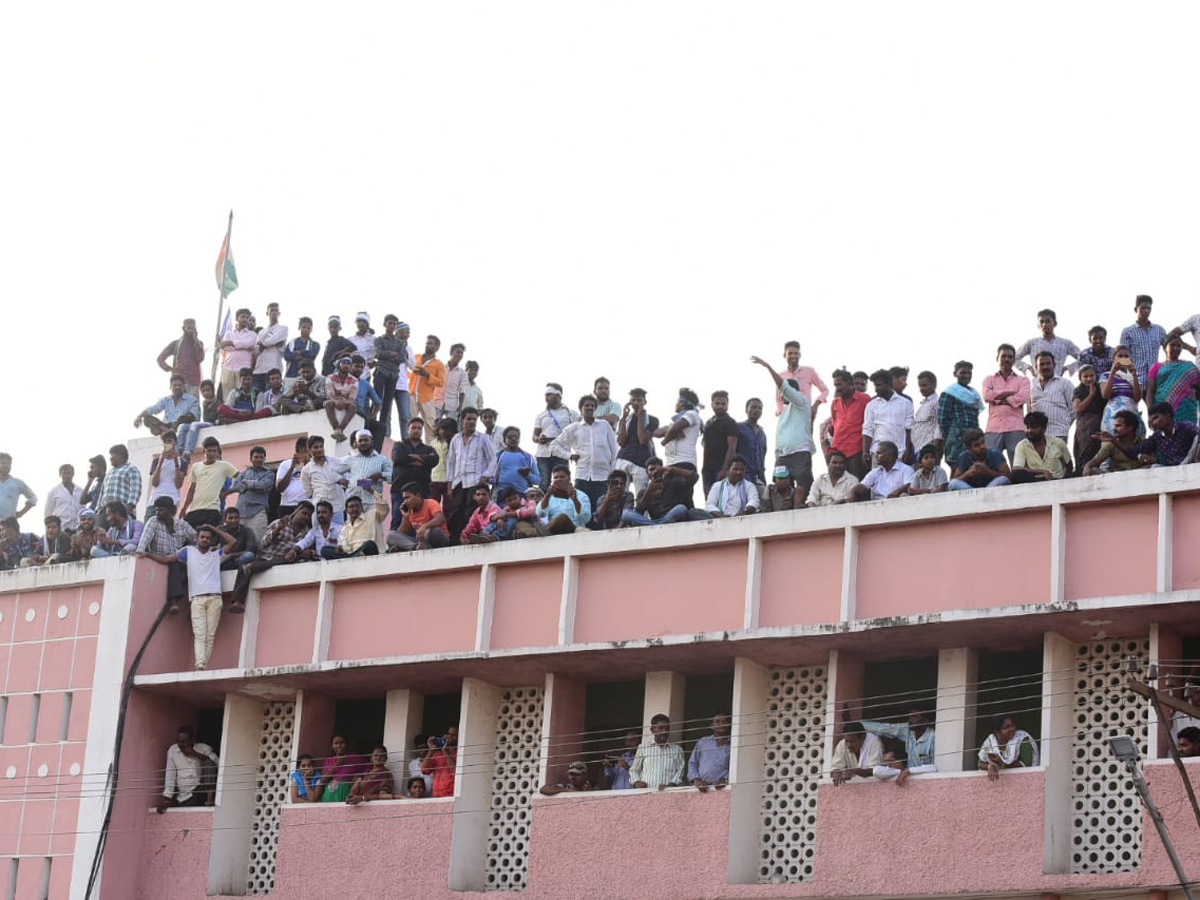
[1108,735,1138,762]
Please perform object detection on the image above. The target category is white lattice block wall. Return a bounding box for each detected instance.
[485,687,544,892]
[1070,639,1148,875]
[248,700,296,895]
[759,665,827,884]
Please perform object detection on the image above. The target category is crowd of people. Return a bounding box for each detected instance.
[154,703,1200,810]
[3,298,1200,666]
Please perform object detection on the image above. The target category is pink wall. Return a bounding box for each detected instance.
[131,561,241,675]
[255,586,319,668]
[1171,494,1200,590]
[492,562,561,650]
[327,571,478,660]
[856,512,1051,618]
[759,533,844,627]
[1065,500,1157,600]
[273,801,454,897]
[137,810,214,900]
[574,546,746,644]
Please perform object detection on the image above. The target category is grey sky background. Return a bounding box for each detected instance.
[3,3,1200,506]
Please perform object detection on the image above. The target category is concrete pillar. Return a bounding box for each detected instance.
[936,647,978,773]
[825,650,865,769]
[208,694,265,895]
[383,689,425,792]
[1042,631,1076,875]
[1149,623,1183,760]
[727,657,768,884]
[644,671,686,744]
[538,673,586,788]
[448,677,503,892]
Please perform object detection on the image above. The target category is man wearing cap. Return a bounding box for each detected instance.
[157,318,206,396]
[410,335,446,433]
[252,302,288,393]
[324,356,360,443]
[616,389,658,495]
[531,384,578,492]
[347,430,393,505]
[321,316,357,376]
[68,509,102,560]
[761,466,801,512]
[348,312,376,366]
[136,496,199,612]
[539,761,596,795]
[219,308,257,400]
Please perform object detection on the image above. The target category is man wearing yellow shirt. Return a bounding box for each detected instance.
[179,437,239,529]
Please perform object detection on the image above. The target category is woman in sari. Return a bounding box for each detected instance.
[1100,345,1143,436]
[937,361,984,466]
[318,734,369,803]
[347,746,396,804]
[1147,335,1200,428]
[979,714,1039,781]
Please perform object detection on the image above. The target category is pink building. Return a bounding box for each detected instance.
[3,412,1200,899]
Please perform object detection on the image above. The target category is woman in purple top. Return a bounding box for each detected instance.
[318,734,369,803]
[1099,346,1144,437]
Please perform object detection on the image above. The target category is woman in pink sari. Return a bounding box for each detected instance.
[318,734,369,803]
[1147,335,1200,427]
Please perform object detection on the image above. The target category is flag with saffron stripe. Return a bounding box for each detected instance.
[214,213,238,296]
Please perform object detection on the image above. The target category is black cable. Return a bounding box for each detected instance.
[83,597,171,900]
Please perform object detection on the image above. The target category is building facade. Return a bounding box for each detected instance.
[2,413,1199,899]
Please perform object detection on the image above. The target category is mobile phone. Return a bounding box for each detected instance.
[432,736,446,748]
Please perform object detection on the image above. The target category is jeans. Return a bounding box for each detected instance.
[620,504,690,527]
[394,390,411,437]
[537,457,569,492]
[949,475,1011,490]
[220,551,257,571]
[576,479,608,520]
[386,529,450,551]
[373,371,396,436]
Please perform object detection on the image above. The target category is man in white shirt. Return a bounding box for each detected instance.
[854,442,914,501]
[655,388,704,470]
[219,307,257,400]
[295,500,343,560]
[156,726,220,812]
[441,343,469,420]
[910,371,942,464]
[392,322,417,437]
[862,369,914,465]
[44,464,83,533]
[348,312,376,365]
[552,395,619,517]
[301,435,350,526]
[807,450,859,507]
[704,456,758,517]
[532,384,579,492]
[830,722,883,784]
[252,302,288,392]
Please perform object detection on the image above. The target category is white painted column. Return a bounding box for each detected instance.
[727,657,768,885]
[1049,503,1066,603]
[1042,631,1076,874]
[448,677,503,892]
[311,581,336,663]
[935,647,978,773]
[383,689,425,791]
[238,586,262,669]
[1156,493,1174,593]
[743,538,763,630]
[840,526,859,621]
[644,671,686,744]
[824,650,865,772]
[475,564,496,652]
[558,557,579,645]
[208,694,265,895]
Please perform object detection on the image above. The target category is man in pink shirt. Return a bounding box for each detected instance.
[982,343,1031,464]
[775,341,829,417]
[460,484,502,543]
[829,368,872,479]
[219,308,257,400]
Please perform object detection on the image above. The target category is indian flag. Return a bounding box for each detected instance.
[214,213,238,296]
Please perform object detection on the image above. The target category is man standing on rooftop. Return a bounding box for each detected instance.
[157,318,205,396]
[0,454,36,522]
[1015,308,1080,377]
[1120,294,1167,387]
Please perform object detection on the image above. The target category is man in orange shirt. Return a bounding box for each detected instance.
[409,335,446,434]
[386,481,450,550]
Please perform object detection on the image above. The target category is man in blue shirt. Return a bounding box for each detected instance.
[136,375,202,454]
[688,713,732,792]
[0,454,36,522]
[350,356,385,449]
[1120,295,1168,387]
[537,465,591,534]
[736,398,768,493]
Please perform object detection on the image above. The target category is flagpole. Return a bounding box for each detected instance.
[209,210,234,387]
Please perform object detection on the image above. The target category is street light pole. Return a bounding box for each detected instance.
[1109,735,1197,900]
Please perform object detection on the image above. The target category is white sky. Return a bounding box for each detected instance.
[3,2,1200,505]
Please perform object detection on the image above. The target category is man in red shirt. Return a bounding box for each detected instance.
[829,369,872,479]
[421,726,459,798]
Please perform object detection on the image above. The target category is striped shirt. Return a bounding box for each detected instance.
[137,518,197,556]
[346,450,393,503]
[1015,335,1081,377]
[1030,376,1076,438]
[445,432,498,490]
[1119,321,1167,385]
[627,741,686,789]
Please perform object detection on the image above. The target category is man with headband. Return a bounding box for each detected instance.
[531,383,578,492]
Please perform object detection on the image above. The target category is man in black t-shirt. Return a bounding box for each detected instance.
[702,390,740,493]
